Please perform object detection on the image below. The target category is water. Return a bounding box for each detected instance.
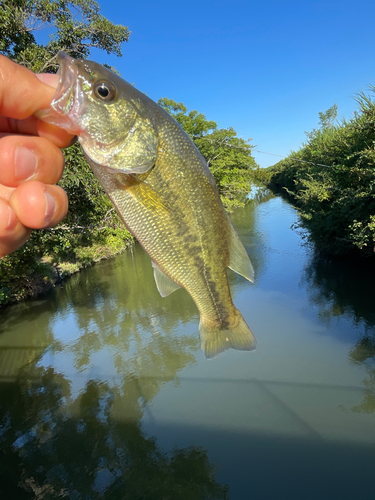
[1,191,375,499]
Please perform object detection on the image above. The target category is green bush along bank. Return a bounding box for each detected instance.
[266,94,375,257]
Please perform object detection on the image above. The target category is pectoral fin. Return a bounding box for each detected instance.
[152,261,181,297]
[228,223,254,282]
[113,174,171,215]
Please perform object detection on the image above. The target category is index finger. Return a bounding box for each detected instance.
[0,56,75,146]
[0,55,57,120]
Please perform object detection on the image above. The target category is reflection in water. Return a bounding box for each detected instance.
[303,253,375,329]
[0,247,233,497]
[0,369,228,499]
[349,337,375,415]
[1,193,375,498]
[53,249,200,384]
[227,189,270,291]
[0,197,266,495]
[303,252,375,419]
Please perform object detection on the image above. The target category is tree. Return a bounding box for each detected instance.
[1,0,130,72]
[318,104,338,129]
[158,98,217,136]
[195,127,257,209]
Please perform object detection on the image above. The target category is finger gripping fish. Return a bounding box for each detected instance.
[38,52,256,358]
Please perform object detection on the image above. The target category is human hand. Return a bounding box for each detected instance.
[0,55,75,258]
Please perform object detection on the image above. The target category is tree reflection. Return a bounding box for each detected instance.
[229,190,271,289]
[43,201,265,390]
[348,337,375,416]
[302,253,375,328]
[0,193,276,498]
[0,246,230,497]
[40,247,201,415]
[0,369,228,499]
[303,253,375,417]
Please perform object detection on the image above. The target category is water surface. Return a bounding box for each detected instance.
[1,191,375,499]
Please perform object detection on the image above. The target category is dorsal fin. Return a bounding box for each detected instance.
[228,223,254,282]
[151,261,181,297]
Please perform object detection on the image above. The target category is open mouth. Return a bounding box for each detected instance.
[35,52,83,135]
[51,52,78,116]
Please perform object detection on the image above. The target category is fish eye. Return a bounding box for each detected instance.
[93,80,116,102]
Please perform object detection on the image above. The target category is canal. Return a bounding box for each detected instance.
[1,189,374,499]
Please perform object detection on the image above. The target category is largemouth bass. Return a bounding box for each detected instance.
[38,52,256,358]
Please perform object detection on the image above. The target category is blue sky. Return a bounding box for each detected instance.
[89,0,375,168]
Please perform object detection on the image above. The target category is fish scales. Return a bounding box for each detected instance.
[37,52,257,358]
[89,120,231,325]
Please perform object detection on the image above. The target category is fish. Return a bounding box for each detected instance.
[37,52,256,358]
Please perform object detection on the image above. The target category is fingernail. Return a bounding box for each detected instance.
[44,191,56,224]
[15,147,38,180]
[35,73,60,88]
[5,204,16,230]
[0,201,17,232]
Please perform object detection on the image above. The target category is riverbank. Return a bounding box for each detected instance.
[0,232,134,308]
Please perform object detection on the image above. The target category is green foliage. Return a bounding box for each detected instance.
[158,98,258,210]
[250,166,273,185]
[195,128,257,209]
[318,103,338,130]
[267,94,375,256]
[158,97,217,136]
[0,0,132,305]
[0,240,56,304]
[1,0,130,72]
[0,0,34,58]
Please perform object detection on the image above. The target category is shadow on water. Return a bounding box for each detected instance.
[155,422,375,500]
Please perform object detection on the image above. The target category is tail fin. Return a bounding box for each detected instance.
[199,309,256,359]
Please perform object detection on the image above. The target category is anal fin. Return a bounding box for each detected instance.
[228,223,254,282]
[152,261,181,297]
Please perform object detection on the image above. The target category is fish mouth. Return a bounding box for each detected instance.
[51,52,77,116]
[35,51,82,135]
